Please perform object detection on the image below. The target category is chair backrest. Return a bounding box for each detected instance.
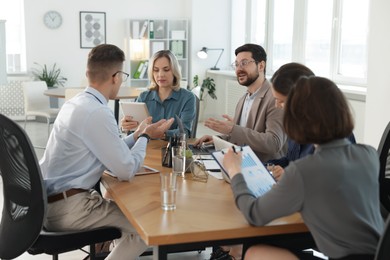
[190,95,200,138]
[22,81,50,112]
[375,216,390,260]
[0,114,46,259]
[65,88,84,101]
[378,121,390,214]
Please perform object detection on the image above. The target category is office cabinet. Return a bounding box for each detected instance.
[127,19,189,88]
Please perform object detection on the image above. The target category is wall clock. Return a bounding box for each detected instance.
[43,10,63,29]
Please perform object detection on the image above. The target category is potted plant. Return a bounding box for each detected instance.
[192,75,217,121]
[31,62,67,88]
[192,75,217,101]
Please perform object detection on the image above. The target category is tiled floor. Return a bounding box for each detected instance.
[0,120,216,260]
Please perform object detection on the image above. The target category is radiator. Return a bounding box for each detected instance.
[225,79,246,116]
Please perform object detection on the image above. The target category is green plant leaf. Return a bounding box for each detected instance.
[31,62,67,87]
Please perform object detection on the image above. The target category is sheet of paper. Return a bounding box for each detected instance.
[202,160,221,171]
[208,171,223,180]
[193,154,214,160]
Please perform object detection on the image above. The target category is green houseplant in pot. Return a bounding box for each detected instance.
[192,75,217,121]
[31,62,67,88]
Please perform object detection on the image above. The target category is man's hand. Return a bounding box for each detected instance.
[142,118,174,139]
[120,116,139,132]
[204,116,234,135]
[133,117,152,139]
[222,114,234,122]
[193,135,213,146]
[223,148,242,178]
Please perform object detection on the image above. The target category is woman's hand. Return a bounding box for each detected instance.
[272,165,285,181]
[120,116,139,132]
[223,148,242,179]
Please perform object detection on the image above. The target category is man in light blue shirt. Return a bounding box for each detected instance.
[40,44,173,259]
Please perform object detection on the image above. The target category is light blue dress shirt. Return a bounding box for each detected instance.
[137,88,196,137]
[40,87,148,196]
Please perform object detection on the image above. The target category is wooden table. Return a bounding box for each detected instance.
[44,87,142,121]
[101,140,309,259]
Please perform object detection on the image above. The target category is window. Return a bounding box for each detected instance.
[232,0,369,87]
[0,0,26,73]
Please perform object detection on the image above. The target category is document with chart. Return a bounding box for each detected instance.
[212,146,276,197]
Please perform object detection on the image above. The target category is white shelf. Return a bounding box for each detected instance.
[127,19,189,88]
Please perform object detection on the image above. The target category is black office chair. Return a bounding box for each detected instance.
[377,121,390,217]
[190,95,200,138]
[0,114,121,260]
[375,216,390,260]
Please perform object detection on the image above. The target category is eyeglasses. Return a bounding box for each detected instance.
[112,71,129,81]
[231,60,257,70]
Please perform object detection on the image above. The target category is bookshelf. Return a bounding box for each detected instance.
[127,19,189,88]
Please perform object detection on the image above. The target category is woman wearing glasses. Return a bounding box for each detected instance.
[223,76,383,260]
[122,50,196,139]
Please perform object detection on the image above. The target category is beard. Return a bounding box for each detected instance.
[236,70,260,87]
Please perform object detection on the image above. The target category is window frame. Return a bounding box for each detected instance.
[232,0,368,88]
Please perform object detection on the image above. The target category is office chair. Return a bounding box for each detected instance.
[190,95,200,138]
[22,81,60,138]
[0,114,121,260]
[377,121,390,216]
[375,216,390,260]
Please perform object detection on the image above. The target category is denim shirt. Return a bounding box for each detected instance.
[137,88,196,137]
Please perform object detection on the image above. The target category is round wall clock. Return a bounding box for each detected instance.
[43,10,63,29]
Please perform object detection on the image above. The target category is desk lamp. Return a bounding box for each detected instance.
[197,47,224,70]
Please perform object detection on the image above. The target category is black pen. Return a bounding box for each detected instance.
[232,145,237,154]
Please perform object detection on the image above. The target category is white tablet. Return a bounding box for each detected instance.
[212,146,276,197]
[120,101,150,123]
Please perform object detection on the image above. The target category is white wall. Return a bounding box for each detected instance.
[23,0,230,89]
[190,0,231,87]
[365,0,390,148]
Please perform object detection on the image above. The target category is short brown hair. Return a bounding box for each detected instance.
[284,76,354,144]
[235,43,267,74]
[87,44,125,83]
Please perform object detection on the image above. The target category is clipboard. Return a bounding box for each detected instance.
[212,146,276,197]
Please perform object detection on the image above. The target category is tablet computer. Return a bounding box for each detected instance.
[212,145,276,197]
[120,101,150,123]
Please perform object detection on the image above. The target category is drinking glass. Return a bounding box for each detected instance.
[160,172,177,210]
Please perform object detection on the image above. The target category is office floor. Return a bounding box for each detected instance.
[0,120,216,260]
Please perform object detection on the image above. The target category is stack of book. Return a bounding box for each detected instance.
[133,61,149,79]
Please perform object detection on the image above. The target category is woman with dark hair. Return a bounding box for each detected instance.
[267,63,355,180]
[223,76,384,260]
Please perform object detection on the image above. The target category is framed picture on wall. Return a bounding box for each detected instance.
[79,11,106,49]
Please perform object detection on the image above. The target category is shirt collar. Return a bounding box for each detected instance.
[85,86,107,105]
[315,138,352,153]
[150,89,180,102]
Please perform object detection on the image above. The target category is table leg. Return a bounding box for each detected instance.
[153,246,168,260]
[114,99,119,123]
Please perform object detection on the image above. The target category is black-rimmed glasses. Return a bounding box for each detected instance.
[231,60,257,70]
[112,71,129,81]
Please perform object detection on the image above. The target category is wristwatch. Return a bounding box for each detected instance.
[138,133,150,142]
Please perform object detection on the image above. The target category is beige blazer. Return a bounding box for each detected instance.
[225,79,287,162]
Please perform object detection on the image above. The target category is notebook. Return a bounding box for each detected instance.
[212,145,276,197]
